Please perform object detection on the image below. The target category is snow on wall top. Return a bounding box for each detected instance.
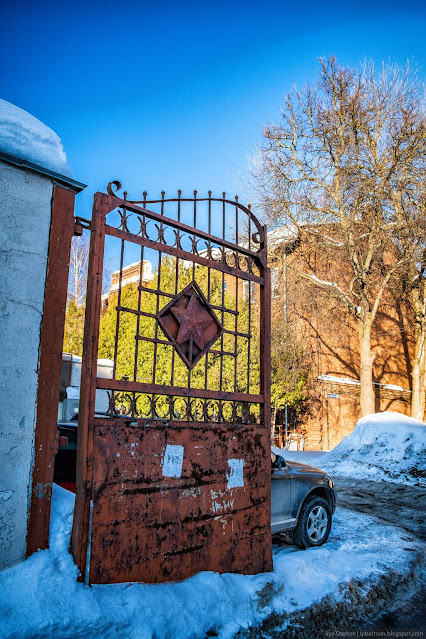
[318,374,405,391]
[0,99,72,177]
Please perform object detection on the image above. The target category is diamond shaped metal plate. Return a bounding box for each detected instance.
[158,281,223,368]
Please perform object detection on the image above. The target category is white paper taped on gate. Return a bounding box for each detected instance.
[162,444,184,478]
[227,458,244,488]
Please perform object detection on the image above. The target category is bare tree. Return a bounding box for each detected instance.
[67,234,89,307]
[378,64,426,420]
[409,262,426,420]
[251,58,426,416]
[64,232,113,356]
[67,233,113,307]
[396,235,426,420]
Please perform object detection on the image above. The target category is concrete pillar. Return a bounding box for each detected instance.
[0,100,85,569]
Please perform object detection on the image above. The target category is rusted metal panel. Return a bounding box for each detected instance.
[71,184,273,584]
[89,419,272,583]
[27,185,78,556]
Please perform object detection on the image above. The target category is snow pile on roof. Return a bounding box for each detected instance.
[319,411,426,486]
[0,484,421,639]
[268,225,298,248]
[0,98,71,177]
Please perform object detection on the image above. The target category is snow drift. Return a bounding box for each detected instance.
[0,98,71,176]
[319,412,426,486]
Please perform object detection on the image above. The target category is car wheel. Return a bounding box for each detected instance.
[293,495,332,549]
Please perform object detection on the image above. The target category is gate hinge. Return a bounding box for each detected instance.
[74,216,91,236]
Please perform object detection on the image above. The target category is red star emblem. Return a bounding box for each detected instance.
[170,294,214,350]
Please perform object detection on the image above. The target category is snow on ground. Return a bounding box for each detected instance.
[0,98,71,177]
[0,484,420,639]
[276,411,426,487]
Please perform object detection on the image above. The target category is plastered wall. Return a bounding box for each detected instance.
[0,160,53,569]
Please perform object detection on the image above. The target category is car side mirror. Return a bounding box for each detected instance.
[272,454,286,470]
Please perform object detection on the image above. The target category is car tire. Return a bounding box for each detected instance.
[293,495,332,549]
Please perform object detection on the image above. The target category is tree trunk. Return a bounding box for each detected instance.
[411,284,426,421]
[411,340,425,421]
[358,321,376,416]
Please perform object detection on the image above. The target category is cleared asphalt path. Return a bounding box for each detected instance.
[334,475,426,541]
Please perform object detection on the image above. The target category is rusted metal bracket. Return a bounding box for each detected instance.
[74,216,91,236]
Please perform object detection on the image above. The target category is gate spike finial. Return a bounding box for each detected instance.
[178,189,182,197]
[222,192,226,199]
[235,195,239,202]
[208,190,212,198]
[194,190,197,197]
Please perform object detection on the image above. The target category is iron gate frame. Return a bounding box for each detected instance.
[71,182,272,584]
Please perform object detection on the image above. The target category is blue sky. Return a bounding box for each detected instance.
[2,0,426,250]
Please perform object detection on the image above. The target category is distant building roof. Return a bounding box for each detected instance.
[102,260,153,301]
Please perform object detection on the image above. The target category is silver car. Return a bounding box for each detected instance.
[271,451,336,548]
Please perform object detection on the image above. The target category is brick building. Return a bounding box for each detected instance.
[101,260,153,310]
[268,228,414,451]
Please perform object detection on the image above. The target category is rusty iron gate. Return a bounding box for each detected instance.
[71,182,273,584]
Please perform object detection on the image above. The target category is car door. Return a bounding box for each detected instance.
[271,468,293,533]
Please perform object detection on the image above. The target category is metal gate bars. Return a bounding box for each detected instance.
[71,182,273,584]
